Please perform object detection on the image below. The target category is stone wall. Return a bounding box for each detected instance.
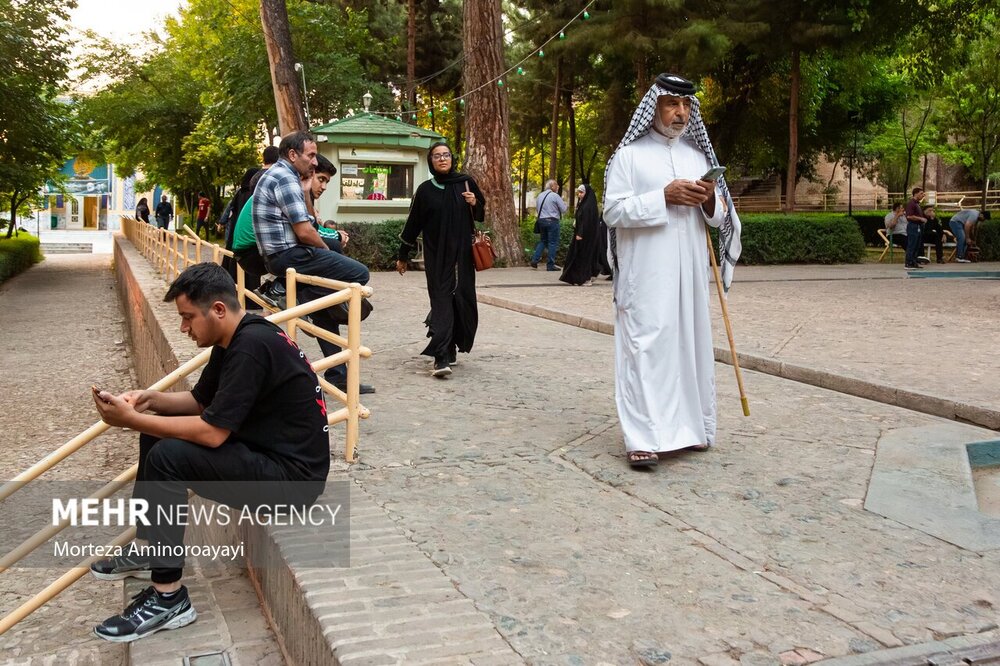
[112,235,193,393]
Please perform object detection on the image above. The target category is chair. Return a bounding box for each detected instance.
[876,228,895,262]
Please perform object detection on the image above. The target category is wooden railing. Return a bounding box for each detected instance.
[0,218,375,636]
[731,189,1000,213]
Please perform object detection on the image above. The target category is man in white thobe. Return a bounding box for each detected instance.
[604,73,742,469]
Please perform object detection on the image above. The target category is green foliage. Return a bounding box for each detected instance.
[76,0,389,216]
[337,219,407,270]
[0,231,43,285]
[0,0,78,237]
[940,25,1000,194]
[976,220,1000,262]
[737,214,865,264]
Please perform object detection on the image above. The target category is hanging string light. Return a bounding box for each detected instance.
[365,0,596,120]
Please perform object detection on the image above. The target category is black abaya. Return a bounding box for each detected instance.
[559,186,602,285]
[399,173,485,359]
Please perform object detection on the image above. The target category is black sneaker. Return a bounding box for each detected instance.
[253,284,279,309]
[90,554,151,581]
[530,261,538,269]
[431,359,452,378]
[332,380,376,394]
[94,585,197,642]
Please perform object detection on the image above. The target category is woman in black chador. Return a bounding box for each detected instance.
[396,141,486,378]
[559,183,601,286]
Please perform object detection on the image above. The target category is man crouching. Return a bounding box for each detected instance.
[89,262,329,642]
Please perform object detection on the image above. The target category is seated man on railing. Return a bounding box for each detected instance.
[252,130,375,394]
[89,263,330,643]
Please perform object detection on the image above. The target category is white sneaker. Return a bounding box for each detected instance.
[957,258,971,263]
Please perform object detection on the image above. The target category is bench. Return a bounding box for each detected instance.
[877,228,957,263]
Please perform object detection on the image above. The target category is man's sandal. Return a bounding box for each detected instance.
[686,444,710,452]
[627,451,658,468]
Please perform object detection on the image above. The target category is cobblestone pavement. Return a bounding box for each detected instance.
[472,263,1000,418]
[0,255,131,664]
[3,256,998,664]
[343,268,999,663]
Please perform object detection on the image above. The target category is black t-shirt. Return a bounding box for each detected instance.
[191,314,329,482]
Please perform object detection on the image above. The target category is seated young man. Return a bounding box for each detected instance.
[89,262,330,642]
[884,202,907,249]
[921,206,945,264]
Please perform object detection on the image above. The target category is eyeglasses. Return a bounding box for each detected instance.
[431,152,452,161]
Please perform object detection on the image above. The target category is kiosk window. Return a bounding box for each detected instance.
[340,163,413,200]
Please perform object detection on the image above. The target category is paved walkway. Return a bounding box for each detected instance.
[342,264,1000,663]
[1,255,998,663]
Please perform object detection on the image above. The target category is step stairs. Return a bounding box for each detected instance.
[41,242,93,254]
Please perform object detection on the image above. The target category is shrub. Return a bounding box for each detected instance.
[336,219,406,270]
[0,230,43,285]
[330,210,870,269]
[736,214,865,264]
[850,212,892,246]
[977,219,1000,261]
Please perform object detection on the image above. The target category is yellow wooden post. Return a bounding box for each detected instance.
[286,268,298,342]
[236,264,246,309]
[345,285,362,462]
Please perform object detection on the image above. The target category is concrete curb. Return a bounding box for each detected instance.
[476,293,1000,432]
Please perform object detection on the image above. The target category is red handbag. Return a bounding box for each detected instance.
[472,230,495,271]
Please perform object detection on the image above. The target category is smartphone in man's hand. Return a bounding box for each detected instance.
[92,385,113,404]
[701,166,727,182]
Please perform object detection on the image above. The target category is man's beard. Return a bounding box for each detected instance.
[653,115,687,138]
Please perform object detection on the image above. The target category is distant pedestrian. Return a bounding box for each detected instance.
[135,197,150,224]
[559,184,602,286]
[531,180,567,271]
[904,187,927,270]
[397,141,485,378]
[154,195,173,229]
[195,191,211,238]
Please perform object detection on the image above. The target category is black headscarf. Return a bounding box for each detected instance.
[427,141,471,186]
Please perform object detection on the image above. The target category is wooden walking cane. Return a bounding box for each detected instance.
[705,227,750,416]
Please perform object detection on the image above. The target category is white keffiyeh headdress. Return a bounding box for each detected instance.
[604,74,742,291]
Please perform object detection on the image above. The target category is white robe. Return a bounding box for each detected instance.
[604,130,724,453]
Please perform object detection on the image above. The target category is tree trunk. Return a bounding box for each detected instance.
[6,192,19,238]
[784,47,800,212]
[548,59,562,181]
[519,142,530,222]
[260,0,306,135]
[567,89,577,215]
[406,0,416,124]
[462,0,518,263]
[429,90,436,132]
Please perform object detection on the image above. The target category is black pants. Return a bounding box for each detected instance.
[134,433,320,584]
[923,227,943,262]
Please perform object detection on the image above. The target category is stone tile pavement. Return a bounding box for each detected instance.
[1,254,998,664]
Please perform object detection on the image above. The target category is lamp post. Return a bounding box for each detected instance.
[294,62,311,127]
[362,91,372,113]
[847,110,860,217]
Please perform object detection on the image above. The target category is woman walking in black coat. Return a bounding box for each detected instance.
[397,142,486,378]
[559,183,602,286]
